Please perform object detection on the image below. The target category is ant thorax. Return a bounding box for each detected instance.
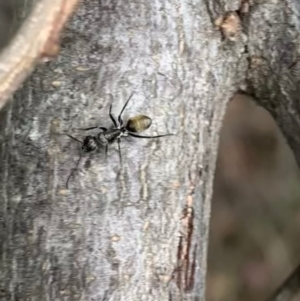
[120,127,129,136]
[97,132,109,145]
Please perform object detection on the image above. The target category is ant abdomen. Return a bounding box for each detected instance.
[126,115,152,133]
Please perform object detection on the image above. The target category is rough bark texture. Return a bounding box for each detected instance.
[0,0,248,300]
[245,2,300,299]
[246,0,300,167]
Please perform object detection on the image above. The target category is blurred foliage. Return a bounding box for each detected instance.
[0,0,17,50]
[207,93,300,301]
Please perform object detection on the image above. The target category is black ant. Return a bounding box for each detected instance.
[66,93,173,188]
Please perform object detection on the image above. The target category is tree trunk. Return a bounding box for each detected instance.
[245,1,300,299]
[246,0,300,167]
[0,0,247,300]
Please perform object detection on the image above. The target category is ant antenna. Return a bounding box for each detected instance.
[66,151,83,189]
[128,133,174,139]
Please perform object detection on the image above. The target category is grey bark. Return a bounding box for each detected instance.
[246,1,300,300]
[246,0,300,167]
[0,0,248,301]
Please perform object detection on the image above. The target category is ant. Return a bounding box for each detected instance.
[66,93,173,188]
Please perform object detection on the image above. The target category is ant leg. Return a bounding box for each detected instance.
[118,92,134,126]
[66,152,83,189]
[105,145,108,158]
[109,105,117,127]
[76,126,98,131]
[76,126,108,131]
[66,134,83,144]
[117,138,122,163]
[128,133,174,139]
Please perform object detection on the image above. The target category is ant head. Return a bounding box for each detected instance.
[82,135,97,152]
